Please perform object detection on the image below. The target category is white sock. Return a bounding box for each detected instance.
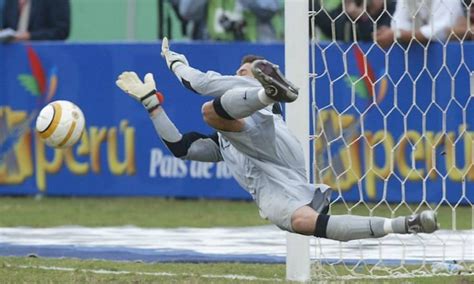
[383,219,394,233]
[219,87,269,119]
[257,88,275,105]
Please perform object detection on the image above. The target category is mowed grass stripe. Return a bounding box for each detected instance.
[3,263,282,282]
[0,257,472,283]
[0,197,471,229]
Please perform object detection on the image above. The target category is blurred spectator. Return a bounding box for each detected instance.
[452,0,474,40]
[0,0,4,28]
[238,0,282,41]
[311,0,396,42]
[1,0,70,42]
[169,0,208,40]
[169,0,283,42]
[376,0,464,48]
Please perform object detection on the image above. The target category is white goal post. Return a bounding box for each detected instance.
[284,0,311,281]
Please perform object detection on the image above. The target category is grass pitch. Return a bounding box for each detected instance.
[1,257,473,283]
[0,197,471,229]
[0,197,472,283]
[0,197,270,228]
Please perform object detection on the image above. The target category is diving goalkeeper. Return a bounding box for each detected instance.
[115,38,438,241]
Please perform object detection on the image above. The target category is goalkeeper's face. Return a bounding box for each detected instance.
[236,63,254,78]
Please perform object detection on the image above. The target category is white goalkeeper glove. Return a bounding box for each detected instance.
[161,37,189,72]
[116,72,164,114]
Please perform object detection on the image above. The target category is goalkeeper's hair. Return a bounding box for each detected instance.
[241,54,265,65]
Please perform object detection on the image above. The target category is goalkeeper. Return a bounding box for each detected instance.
[116,38,438,241]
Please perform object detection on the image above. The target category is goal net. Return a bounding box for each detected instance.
[286,0,474,280]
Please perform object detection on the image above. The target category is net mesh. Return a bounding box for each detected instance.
[308,0,474,279]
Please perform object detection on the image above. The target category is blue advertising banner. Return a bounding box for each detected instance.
[0,42,283,198]
[0,41,473,205]
[312,42,474,205]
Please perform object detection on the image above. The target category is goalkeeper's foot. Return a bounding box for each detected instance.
[406,210,439,234]
[251,60,299,103]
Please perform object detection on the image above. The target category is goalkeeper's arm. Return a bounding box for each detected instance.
[151,108,223,162]
[116,71,223,162]
[161,37,257,97]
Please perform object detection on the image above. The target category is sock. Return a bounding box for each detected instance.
[316,215,397,242]
[150,107,182,142]
[257,88,275,105]
[389,216,407,234]
[315,214,409,242]
[218,87,273,119]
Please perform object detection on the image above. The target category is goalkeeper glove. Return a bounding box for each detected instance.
[116,72,164,114]
[161,37,189,72]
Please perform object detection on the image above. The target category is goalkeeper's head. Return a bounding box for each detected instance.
[236,54,264,77]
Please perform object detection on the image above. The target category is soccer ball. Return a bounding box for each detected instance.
[36,100,85,148]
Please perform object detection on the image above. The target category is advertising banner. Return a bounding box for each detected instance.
[1,41,473,205]
[0,42,283,198]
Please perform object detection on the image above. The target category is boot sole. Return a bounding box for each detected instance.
[252,60,299,102]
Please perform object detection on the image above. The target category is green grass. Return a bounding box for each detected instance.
[0,257,472,283]
[0,197,471,229]
[0,257,285,283]
[0,197,271,228]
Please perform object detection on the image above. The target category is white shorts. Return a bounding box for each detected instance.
[218,108,332,232]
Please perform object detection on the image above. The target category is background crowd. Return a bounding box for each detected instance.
[0,0,472,44]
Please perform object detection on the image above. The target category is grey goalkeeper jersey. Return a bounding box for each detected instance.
[171,64,304,176]
[168,63,282,171]
[161,64,329,231]
[165,64,258,163]
[161,63,263,164]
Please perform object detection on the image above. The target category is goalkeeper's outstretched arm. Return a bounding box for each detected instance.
[151,108,222,162]
[116,71,223,162]
[161,37,257,97]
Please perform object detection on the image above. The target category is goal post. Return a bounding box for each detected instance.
[284,0,311,281]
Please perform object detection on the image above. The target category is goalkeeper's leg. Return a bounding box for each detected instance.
[202,87,276,131]
[202,59,299,131]
[292,206,438,241]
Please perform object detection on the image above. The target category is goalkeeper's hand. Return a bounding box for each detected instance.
[116,72,164,114]
[161,37,189,72]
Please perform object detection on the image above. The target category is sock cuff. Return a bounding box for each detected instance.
[383,218,394,234]
[314,214,330,238]
[213,96,235,120]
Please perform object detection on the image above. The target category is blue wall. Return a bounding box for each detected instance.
[0,41,473,205]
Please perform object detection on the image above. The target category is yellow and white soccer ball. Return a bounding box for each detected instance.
[36,100,85,148]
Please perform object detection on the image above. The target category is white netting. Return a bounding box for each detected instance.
[308,0,474,279]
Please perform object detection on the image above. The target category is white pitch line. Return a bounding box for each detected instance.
[1,227,472,262]
[4,264,283,282]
